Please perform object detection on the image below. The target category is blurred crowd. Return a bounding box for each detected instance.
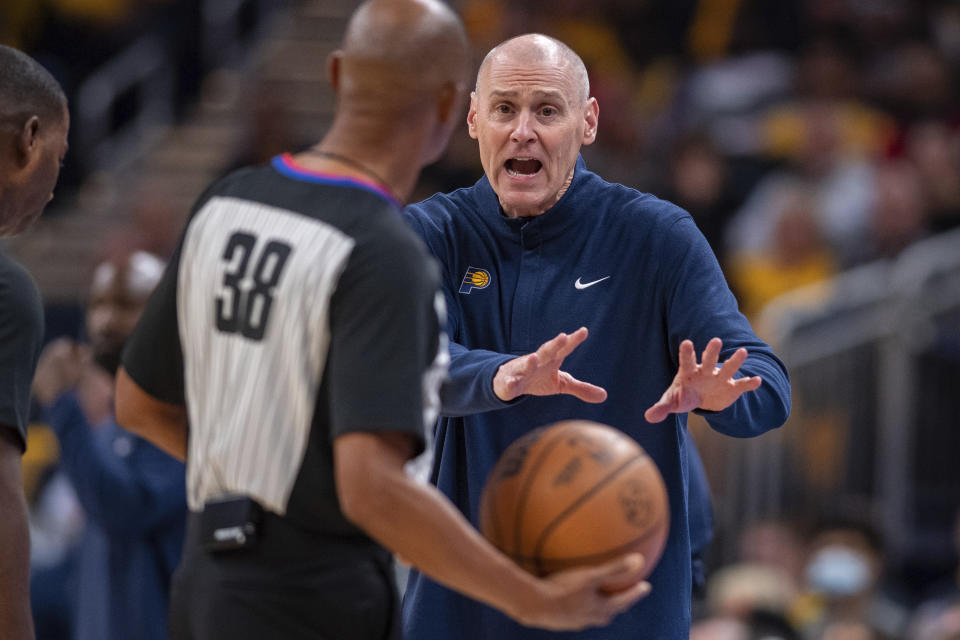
[0,0,205,191]
[415,0,960,337]
[689,510,960,640]
[6,0,960,638]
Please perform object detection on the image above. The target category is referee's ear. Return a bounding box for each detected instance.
[14,116,41,165]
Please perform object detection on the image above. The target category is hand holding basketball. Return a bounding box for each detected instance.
[509,554,652,630]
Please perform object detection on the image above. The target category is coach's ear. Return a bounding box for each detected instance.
[327,50,344,94]
[582,97,599,147]
[466,92,479,140]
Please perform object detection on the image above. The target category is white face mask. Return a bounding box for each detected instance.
[804,545,872,597]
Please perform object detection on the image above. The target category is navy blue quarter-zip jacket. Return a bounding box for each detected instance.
[402,156,790,639]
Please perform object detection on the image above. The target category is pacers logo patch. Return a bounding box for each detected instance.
[459,267,491,294]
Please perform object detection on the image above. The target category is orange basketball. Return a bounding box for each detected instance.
[479,420,669,585]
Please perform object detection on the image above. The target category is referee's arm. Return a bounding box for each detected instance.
[115,366,187,461]
[0,429,33,639]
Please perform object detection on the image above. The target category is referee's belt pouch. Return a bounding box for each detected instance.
[200,496,264,553]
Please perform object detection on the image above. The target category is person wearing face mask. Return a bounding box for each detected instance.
[798,516,908,640]
[401,34,792,640]
[32,251,186,640]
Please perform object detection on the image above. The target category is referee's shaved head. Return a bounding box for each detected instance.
[0,45,67,127]
[334,0,470,115]
[320,0,471,179]
[0,45,69,236]
[477,34,590,105]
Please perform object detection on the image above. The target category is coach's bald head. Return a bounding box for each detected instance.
[476,34,590,106]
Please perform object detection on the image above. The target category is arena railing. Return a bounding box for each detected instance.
[726,227,960,568]
[72,0,278,178]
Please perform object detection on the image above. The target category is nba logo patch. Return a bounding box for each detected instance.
[459,267,491,294]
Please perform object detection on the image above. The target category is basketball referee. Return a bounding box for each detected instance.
[115,1,652,638]
[1,44,70,639]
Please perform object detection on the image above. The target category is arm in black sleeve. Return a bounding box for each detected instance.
[0,255,44,450]
[326,224,444,452]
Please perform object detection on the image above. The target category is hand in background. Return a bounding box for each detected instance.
[33,338,91,407]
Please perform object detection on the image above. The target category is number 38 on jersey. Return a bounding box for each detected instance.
[215,231,293,341]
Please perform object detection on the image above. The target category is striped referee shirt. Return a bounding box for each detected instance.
[123,154,446,537]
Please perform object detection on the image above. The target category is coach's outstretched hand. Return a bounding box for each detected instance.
[644,338,762,423]
[493,327,607,403]
[515,554,651,630]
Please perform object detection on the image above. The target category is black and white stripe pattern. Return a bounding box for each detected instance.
[177,196,355,513]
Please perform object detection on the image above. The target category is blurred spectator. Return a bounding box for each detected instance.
[729,99,878,264]
[903,120,960,233]
[869,41,957,126]
[31,251,186,640]
[794,515,909,640]
[909,603,960,640]
[817,618,890,640]
[727,178,836,321]
[692,616,750,640]
[706,563,798,619]
[747,608,803,640]
[738,518,808,587]
[848,160,931,265]
[761,40,895,162]
[692,608,801,640]
[682,50,795,156]
[663,132,740,264]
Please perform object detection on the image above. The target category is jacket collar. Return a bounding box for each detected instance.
[473,155,593,241]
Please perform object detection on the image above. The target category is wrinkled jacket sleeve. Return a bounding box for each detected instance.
[660,212,791,437]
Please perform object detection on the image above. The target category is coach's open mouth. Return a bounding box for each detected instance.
[505,157,542,177]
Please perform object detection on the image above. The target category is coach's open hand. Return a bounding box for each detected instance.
[644,338,762,423]
[493,327,607,403]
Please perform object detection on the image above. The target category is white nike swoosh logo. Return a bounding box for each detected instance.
[574,276,611,290]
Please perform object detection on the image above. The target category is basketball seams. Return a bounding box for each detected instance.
[523,521,667,570]
[510,423,580,558]
[531,453,647,573]
[507,518,666,566]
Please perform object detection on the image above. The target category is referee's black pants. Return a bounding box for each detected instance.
[169,511,401,640]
